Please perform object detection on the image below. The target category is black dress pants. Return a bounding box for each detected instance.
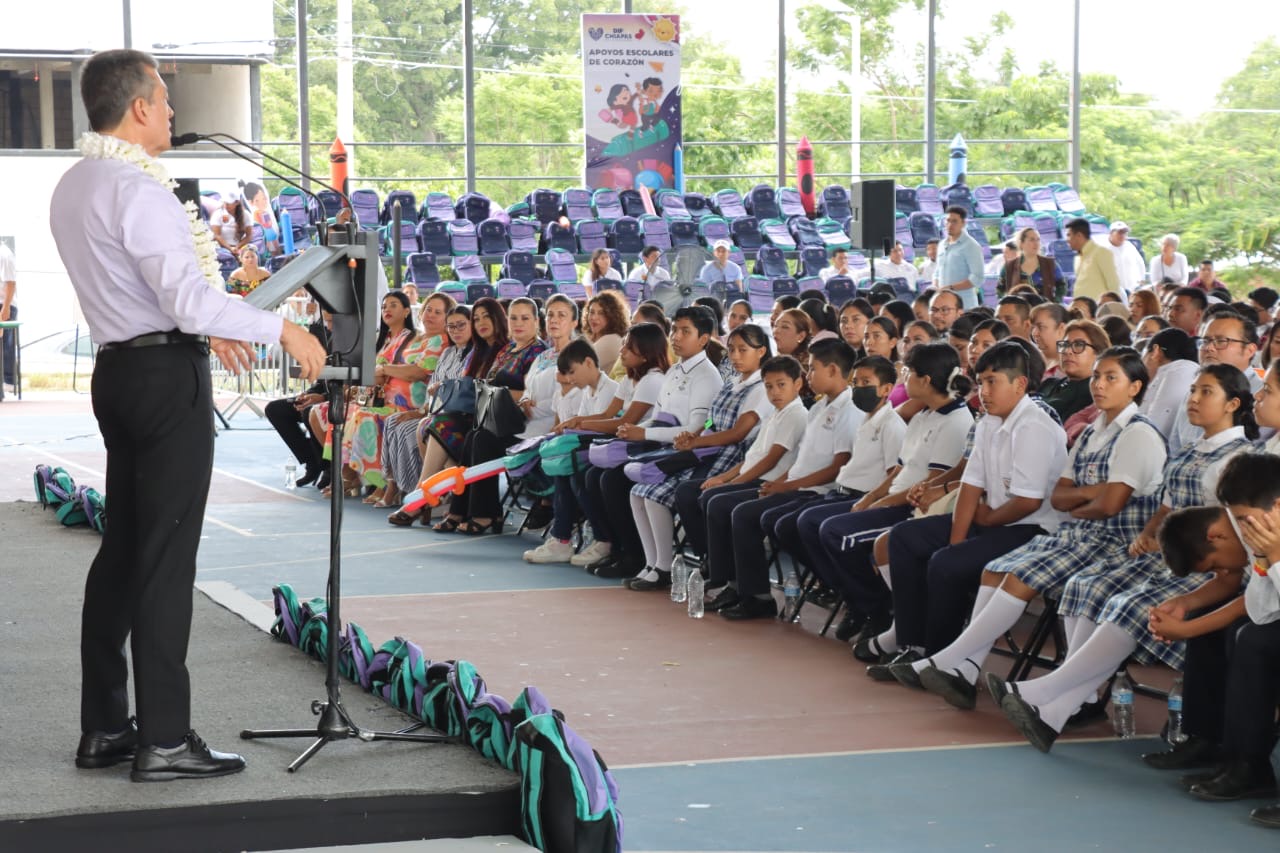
[265,396,323,470]
[83,341,213,746]
[1180,612,1249,743]
[1223,618,1280,774]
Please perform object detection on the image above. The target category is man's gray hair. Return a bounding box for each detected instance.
[81,49,159,132]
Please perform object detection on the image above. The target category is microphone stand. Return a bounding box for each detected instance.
[191,136,452,771]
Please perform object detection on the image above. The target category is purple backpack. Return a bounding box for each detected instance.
[622,447,719,484]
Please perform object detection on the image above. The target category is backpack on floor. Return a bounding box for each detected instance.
[515,712,623,853]
[390,639,429,716]
[467,691,516,770]
[366,636,413,703]
[297,598,331,661]
[339,621,376,688]
[33,464,76,509]
[270,584,306,647]
[77,486,107,533]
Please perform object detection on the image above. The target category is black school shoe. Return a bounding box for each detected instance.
[1188,760,1278,802]
[627,570,672,591]
[1142,735,1222,770]
[1250,802,1280,829]
[720,596,778,621]
[131,731,246,782]
[833,612,865,643]
[76,718,138,769]
[1000,692,1059,754]
[918,664,978,710]
[866,648,920,682]
[591,553,644,580]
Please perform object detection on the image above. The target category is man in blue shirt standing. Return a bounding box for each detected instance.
[933,205,986,310]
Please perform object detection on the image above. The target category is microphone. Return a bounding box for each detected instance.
[171,132,357,232]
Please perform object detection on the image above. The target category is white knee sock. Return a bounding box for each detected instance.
[1068,616,1098,656]
[914,588,1027,682]
[644,500,676,571]
[971,585,997,618]
[877,563,892,590]
[630,493,658,568]
[1013,622,1136,710]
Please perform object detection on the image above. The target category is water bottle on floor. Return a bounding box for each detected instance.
[783,569,801,621]
[670,555,688,603]
[687,565,704,619]
[284,463,297,491]
[1166,675,1186,744]
[1112,671,1135,739]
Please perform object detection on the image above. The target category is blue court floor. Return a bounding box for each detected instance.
[2,391,1276,852]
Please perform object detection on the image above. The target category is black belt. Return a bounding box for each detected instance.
[99,331,209,353]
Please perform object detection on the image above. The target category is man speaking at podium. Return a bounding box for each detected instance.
[50,49,326,782]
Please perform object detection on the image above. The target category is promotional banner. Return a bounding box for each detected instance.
[582,13,682,192]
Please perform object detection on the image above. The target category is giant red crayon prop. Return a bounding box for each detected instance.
[796,135,815,217]
[329,137,349,206]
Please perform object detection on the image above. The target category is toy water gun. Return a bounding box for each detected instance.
[400,458,507,514]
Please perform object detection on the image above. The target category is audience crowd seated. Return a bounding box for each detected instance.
[265,226,1280,826]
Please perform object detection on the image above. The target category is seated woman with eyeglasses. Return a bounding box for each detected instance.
[1039,319,1109,423]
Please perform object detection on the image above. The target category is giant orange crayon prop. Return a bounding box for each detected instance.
[796,135,816,217]
[399,458,508,514]
[329,137,350,206]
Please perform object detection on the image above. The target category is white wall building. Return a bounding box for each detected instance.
[0,0,278,348]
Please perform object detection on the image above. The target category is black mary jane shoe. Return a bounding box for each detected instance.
[704,586,741,613]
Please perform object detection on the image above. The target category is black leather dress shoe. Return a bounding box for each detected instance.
[919,664,978,710]
[131,731,246,782]
[593,554,644,580]
[1188,761,1277,802]
[1000,692,1059,754]
[984,672,1010,707]
[314,469,332,492]
[705,586,741,613]
[76,718,138,769]
[1251,802,1280,829]
[888,654,929,690]
[720,596,778,621]
[1142,735,1222,770]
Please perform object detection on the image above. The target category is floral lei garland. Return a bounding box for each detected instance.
[77,132,224,291]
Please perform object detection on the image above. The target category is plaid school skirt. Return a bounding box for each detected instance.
[1097,567,1206,668]
[985,525,1131,596]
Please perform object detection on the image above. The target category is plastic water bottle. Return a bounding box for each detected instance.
[1112,671,1135,739]
[1166,675,1186,745]
[670,555,688,603]
[284,463,297,491]
[687,567,704,619]
[783,569,801,621]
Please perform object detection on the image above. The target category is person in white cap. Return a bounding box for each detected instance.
[699,239,743,291]
[1092,220,1146,296]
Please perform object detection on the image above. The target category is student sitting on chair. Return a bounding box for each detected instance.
[582,306,722,581]
[627,324,772,591]
[905,347,1167,709]
[675,355,810,574]
[808,343,974,642]
[561,323,670,571]
[703,339,863,620]
[989,364,1258,748]
[523,339,620,564]
[866,341,1067,679]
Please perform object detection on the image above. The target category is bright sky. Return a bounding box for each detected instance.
[680,0,1280,118]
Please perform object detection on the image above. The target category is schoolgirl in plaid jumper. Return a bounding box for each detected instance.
[909,348,1167,710]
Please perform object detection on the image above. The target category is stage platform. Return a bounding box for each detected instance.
[0,502,520,853]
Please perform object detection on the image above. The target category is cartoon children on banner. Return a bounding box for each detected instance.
[240,180,281,257]
[599,84,639,135]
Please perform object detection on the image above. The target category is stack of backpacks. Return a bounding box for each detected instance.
[271,584,622,853]
[32,464,106,533]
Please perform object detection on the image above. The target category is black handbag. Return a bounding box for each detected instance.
[475,379,527,437]
[436,377,476,414]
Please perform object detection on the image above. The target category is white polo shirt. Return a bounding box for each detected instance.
[789,388,864,492]
[577,373,621,419]
[962,394,1069,533]
[643,350,724,443]
[1243,436,1280,624]
[836,402,907,493]
[741,397,808,482]
[1061,403,1165,495]
[617,368,665,411]
[890,399,973,493]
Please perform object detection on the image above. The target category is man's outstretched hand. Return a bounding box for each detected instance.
[280,321,327,382]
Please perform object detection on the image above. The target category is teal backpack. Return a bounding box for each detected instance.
[539,433,597,477]
[33,464,76,510]
[514,712,623,853]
